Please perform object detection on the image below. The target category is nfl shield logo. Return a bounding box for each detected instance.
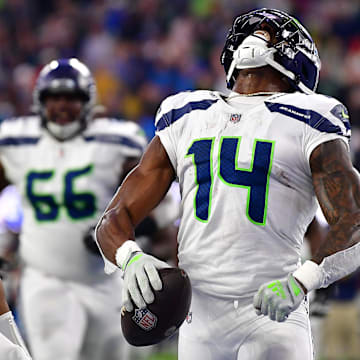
[186,311,192,324]
[132,308,158,331]
[230,113,241,123]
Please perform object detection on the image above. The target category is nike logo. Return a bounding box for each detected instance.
[267,281,286,299]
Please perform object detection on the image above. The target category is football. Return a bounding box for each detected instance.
[121,267,192,346]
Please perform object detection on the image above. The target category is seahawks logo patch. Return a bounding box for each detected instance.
[330,104,350,130]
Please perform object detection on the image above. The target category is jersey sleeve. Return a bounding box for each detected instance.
[154,94,180,172]
[88,118,148,158]
[154,90,219,173]
[0,117,41,184]
[303,99,351,165]
[123,122,148,158]
[113,120,147,158]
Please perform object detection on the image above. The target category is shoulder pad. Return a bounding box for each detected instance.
[85,118,147,151]
[155,90,219,131]
[0,115,41,138]
[265,93,351,138]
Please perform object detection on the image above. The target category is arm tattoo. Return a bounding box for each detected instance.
[310,139,360,263]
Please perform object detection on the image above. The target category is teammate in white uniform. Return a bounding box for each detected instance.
[96,9,360,360]
[0,58,148,360]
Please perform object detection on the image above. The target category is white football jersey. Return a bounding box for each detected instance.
[0,116,147,283]
[155,90,350,299]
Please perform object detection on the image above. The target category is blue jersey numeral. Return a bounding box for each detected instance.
[186,138,214,222]
[186,137,274,225]
[26,171,58,221]
[26,165,96,222]
[64,166,96,219]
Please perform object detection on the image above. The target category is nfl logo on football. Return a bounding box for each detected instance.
[132,308,158,331]
[186,311,192,324]
[230,113,241,123]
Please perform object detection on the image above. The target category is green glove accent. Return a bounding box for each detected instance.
[122,251,170,312]
[267,280,286,299]
[123,253,143,271]
[253,274,305,322]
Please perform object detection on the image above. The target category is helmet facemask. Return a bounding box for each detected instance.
[221,8,321,94]
[33,58,97,141]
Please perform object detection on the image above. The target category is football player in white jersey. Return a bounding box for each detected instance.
[0,58,150,360]
[96,8,360,360]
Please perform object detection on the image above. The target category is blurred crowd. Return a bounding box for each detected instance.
[0,0,360,359]
[0,0,359,141]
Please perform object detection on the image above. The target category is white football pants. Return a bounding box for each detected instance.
[19,266,130,360]
[179,288,313,360]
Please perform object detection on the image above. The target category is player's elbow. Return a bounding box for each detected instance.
[97,206,136,247]
[348,212,360,247]
[329,210,360,247]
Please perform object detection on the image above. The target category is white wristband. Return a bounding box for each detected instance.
[115,240,142,270]
[292,260,325,292]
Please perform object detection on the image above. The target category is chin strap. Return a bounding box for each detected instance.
[41,101,91,140]
[265,56,314,95]
[227,34,276,84]
[46,120,83,140]
[228,33,315,95]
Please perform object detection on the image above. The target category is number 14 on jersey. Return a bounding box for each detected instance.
[186,137,275,225]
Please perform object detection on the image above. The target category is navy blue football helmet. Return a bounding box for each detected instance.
[33,58,97,139]
[220,8,321,94]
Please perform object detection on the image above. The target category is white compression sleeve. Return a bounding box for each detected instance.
[0,311,31,359]
[294,242,360,291]
[319,241,360,288]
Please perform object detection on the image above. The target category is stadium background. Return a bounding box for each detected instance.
[0,0,359,359]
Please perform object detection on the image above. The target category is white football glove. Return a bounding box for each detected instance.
[253,274,306,322]
[122,251,170,312]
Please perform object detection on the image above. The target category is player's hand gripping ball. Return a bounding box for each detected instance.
[121,267,192,346]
